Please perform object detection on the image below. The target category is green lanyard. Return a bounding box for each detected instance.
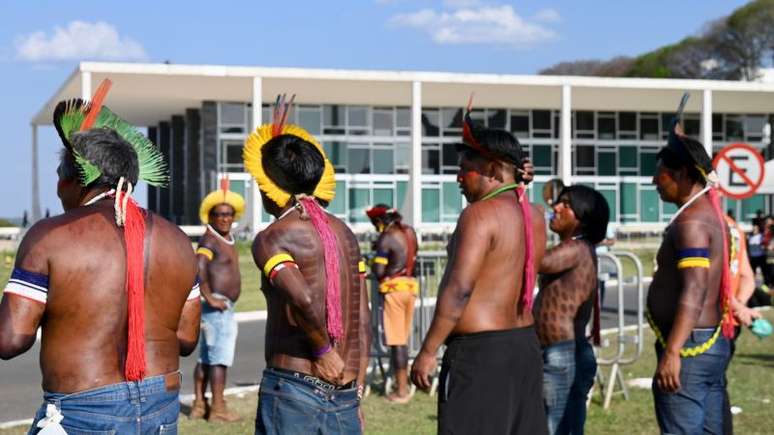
[481,183,520,201]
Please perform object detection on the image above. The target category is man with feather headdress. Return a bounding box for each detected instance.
[647,94,734,434]
[244,96,371,434]
[0,80,201,434]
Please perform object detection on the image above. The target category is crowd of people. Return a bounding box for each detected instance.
[0,80,768,435]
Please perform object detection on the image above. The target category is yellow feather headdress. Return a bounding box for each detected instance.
[199,176,246,224]
[242,95,336,208]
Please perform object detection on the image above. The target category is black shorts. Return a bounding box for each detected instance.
[438,326,548,435]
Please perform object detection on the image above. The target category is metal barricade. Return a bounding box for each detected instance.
[594,251,645,409]
[365,251,447,396]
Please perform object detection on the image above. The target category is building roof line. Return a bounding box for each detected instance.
[79,61,774,93]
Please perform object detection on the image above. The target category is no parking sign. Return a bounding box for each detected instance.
[712,143,765,200]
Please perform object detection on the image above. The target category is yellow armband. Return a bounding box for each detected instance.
[196,247,214,261]
[263,253,298,280]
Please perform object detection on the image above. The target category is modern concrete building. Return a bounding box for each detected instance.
[32,62,774,234]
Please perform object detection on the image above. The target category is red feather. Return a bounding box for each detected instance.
[80,79,112,131]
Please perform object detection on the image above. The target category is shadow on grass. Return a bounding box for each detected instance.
[735,353,774,368]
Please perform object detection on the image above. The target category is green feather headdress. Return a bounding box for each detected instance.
[53,79,169,187]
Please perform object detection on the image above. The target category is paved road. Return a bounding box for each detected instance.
[0,281,645,425]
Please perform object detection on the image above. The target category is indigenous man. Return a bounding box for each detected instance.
[190,179,246,422]
[0,81,201,433]
[366,204,419,403]
[535,185,609,435]
[244,97,371,434]
[647,97,735,434]
[722,212,761,434]
[411,102,548,435]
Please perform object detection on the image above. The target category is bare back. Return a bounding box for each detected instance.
[535,239,597,346]
[255,212,365,383]
[28,201,198,392]
[444,192,546,335]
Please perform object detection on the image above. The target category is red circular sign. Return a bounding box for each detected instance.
[712,143,765,200]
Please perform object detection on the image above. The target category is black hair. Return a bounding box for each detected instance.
[558,185,610,245]
[262,134,324,196]
[655,146,706,186]
[456,122,524,168]
[59,128,139,187]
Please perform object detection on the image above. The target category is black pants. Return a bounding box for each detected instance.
[438,327,548,435]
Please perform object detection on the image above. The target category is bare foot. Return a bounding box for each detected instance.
[386,393,412,404]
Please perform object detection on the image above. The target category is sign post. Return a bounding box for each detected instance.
[712,143,765,200]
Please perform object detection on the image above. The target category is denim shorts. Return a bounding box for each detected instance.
[254,368,361,435]
[28,372,180,435]
[199,299,238,367]
[652,329,731,435]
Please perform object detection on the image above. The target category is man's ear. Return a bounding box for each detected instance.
[483,159,505,182]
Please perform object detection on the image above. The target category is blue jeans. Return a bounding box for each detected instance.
[543,340,576,435]
[28,372,180,434]
[199,299,238,366]
[557,339,597,435]
[255,368,361,435]
[652,330,731,435]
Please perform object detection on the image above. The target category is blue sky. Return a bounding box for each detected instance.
[0,0,750,218]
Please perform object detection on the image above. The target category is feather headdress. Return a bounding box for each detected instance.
[53,79,169,187]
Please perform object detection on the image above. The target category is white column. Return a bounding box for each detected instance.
[251,76,263,236]
[702,89,713,156]
[81,70,92,99]
[31,124,41,222]
[408,81,423,227]
[560,85,573,184]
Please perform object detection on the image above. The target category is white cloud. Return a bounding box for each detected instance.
[389,5,557,48]
[533,8,561,24]
[443,0,482,8]
[15,21,148,62]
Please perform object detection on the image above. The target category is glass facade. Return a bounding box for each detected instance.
[213,102,771,226]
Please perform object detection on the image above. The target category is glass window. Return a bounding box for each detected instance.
[262,105,272,126]
[532,110,551,131]
[640,189,659,222]
[373,188,394,207]
[442,108,463,130]
[442,182,462,222]
[297,107,321,135]
[662,201,678,221]
[598,115,616,139]
[347,106,368,127]
[532,145,552,173]
[220,103,245,126]
[323,105,345,126]
[349,188,370,222]
[442,143,459,172]
[348,147,370,174]
[395,143,410,174]
[397,181,408,212]
[742,194,765,220]
[620,182,637,222]
[639,149,658,176]
[619,146,637,168]
[488,109,507,129]
[712,114,723,140]
[745,115,765,141]
[324,141,347,172]
[373,109,394,137]
[575,145,595,170]
[576,111,594,131]
[684,118,700,137]
[661,113,672,139]
[396,108,411,128]
[372,148,394,174]
[510,112,529,138]
[640,115,659,140]
[422,109,440,137]
[328,181,346,216]
[422,149,440,175]
[598,151,616,176]
[598,189,617,223]
[725,115,743,141]
[422,188,440,223]
[618,112,637,139]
